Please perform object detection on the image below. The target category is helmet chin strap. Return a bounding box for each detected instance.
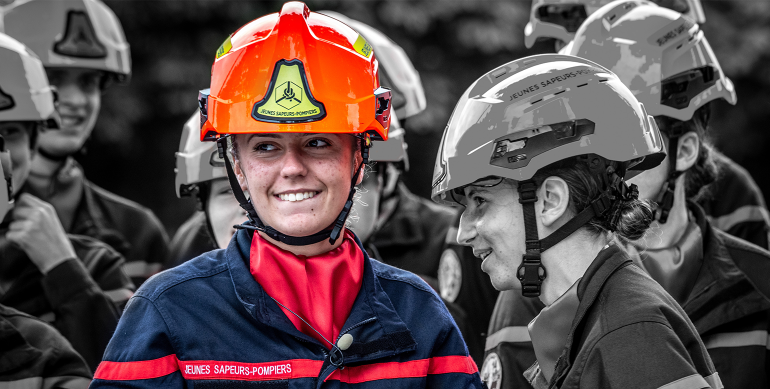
[516,156,639,298]
[656,134,684,224]
[219,135,369,246]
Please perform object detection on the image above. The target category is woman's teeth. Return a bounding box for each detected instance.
[278,191,317,202]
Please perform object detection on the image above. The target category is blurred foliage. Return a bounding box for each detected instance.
[82,0,770,235]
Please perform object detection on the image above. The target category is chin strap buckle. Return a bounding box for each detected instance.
[517,252,547,298]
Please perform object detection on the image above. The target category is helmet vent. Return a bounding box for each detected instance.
[577,83,588,88]
[554,90,566,95]
[531,98,543,104]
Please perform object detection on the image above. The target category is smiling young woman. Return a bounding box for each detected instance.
[433,54,721,388]
[91,3,483,388]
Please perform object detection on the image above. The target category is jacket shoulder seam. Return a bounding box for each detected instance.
[137,264,229,301]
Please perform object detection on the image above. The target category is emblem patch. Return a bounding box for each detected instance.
[216,35,232,59]
[0,88,14,111]
[53,11,107,58]
[252,59,326,124]
[353,34,373,58]
[480,352,503,389]
[438,248,462,303]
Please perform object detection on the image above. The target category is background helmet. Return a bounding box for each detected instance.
[431,54,665,205]
[319,12,426,170]
[567,0,735,121]
[200,1,391,142]
[175,109,226,198]
[524,0,706,49]
[2,0,131,84]
[0,32,60,128]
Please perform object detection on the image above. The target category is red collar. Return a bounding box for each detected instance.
[249,230,364,347]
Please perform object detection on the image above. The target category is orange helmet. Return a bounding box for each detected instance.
[199,1,391,142]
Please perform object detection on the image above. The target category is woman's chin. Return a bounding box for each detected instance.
[266,216,336,238]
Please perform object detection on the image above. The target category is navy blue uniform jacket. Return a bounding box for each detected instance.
[90,229,483,388]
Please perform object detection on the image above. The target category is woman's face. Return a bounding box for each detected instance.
[233,133,362,238]
[456,179,527,291]
[627,134,671,202]
[205,178,247,249]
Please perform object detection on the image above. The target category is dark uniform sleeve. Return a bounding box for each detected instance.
[90,296,184,388]
[424,305,486,388]
[698,152,770,250]
[42,237,134,372]
[579,321,722,389]
[481,290,543,389]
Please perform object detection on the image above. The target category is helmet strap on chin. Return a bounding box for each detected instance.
[516,156,639,298]
[219,134,370,246]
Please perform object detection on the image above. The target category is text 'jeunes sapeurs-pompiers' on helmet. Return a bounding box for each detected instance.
[432,54,665,297]
[2,0,131,85]
[198,2,393,246]
[524,0,706,49]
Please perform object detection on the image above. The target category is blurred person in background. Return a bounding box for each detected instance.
[1,0,170,287]
[434,53,720,388]
[481,2,770,388]
[91,3,482,387]
[168,110,246,268]
[0,32,133,372]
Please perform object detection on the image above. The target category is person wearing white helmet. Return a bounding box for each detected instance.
[482,2,770,388]
[437,53,723,388]
[2,0,170,287]
[524,0,705,51]
[168,110,246,268]
[0,31,133,372]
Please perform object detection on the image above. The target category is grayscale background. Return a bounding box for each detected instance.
[79,0,770,236]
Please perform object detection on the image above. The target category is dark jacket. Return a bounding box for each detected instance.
[0,233,134,372]
[90,228,483,388]
[698,151,770,249]
[24,159,170,287]
[167,211,216,269]
[0,304,92,388]
[526,244,720,389]
[483,202,770,389]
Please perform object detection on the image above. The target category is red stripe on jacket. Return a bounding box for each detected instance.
[94,355,476,382]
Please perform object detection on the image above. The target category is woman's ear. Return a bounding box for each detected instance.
[676,131,700,172]
[539,177,570,228]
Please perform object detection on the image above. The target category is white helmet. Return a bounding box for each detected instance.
[320,11,426,120]
[175,110,226,198]
[524,0,706,49]
[567,0,735,121]
[0,32,59,128]
[2,0,131,83]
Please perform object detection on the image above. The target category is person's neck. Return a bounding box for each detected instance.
[637,176,689,249]
[539,230,609,305]
[258,230,346,257]
[31,152,70,178]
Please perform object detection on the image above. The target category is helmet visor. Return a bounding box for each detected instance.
[537,4,588,33]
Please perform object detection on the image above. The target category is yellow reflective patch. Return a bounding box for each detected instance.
[216,35,233,59]
[353,34,373,58]
[252,60,326,123]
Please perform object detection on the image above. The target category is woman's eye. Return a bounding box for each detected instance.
[254,143,277,152]
[472,195,486,207]
[307,139,330,148]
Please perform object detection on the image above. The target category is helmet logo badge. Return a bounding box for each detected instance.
[0,88,14,111]
[54,11,108,59]
[252,59,326,124]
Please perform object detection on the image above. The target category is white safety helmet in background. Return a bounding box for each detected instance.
[320,11,426,120]
[567,0,735,121]
[175,109,226,198]
[2,0,131,84]
[524,0,706,49]
[0,32,60,128]
[320,11,425,170]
